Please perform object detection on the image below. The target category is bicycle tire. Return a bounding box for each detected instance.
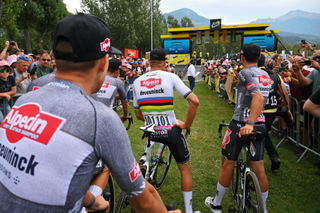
[245,171,264,213]
[115,192,135,213]
[154,145,172,190]
[104,174,115,213]
[231,160,240,197]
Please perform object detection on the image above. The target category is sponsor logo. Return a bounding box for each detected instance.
[211,20,220,28]
[100,38,111,52]
[32,86,40,91]
[0,103,65,145]
[129,159,141,182]
[140,78,162,89]
[240,50,244,54]
[102,82,110,88]
[246,83,257,90]
[258,75,271,87]
[140,88,164,96]
[222,128,232,149]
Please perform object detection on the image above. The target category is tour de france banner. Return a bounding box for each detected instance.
[166,54,190,65]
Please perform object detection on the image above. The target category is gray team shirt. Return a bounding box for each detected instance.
[91,74,127,108]
[26,70,57,92]
[0,79,144,213]
[233,65,271,123]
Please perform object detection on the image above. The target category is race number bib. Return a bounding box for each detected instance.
[243,108,265,122]
[144,114,172,131]
[97,82,116,99]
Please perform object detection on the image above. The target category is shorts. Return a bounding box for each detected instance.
[221,120,266,162]
[150,126,190,165]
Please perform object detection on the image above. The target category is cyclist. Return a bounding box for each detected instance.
[0,13,180,213]
[132,48,200,213]
[91,58,129,122]
[205,43,271,213]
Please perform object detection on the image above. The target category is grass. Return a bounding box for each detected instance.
[114,81,320,213]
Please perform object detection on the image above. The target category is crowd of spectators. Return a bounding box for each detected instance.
[203,41,320,175]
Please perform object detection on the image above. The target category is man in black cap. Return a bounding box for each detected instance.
[91,58,128,121]
[205,43,271,213]
[132,48,200,213]
[0,13,179,213]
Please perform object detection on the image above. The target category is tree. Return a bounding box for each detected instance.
[180,16,193,28]
[166,14,179,28]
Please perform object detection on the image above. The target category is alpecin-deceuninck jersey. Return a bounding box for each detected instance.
[233,65,271,123]
[0,78,144,213]
[133,70,193,130]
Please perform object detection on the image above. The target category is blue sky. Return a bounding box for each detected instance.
[64,0,320,24]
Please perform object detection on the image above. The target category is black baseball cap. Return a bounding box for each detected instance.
[109,58,122,70]
[53,13,117,62]
[241,43,260,57]
[150,48,167,60]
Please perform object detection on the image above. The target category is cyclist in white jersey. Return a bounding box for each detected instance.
[133,48,200,213]
[0,13,180,213]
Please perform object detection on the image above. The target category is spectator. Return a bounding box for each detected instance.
[0,60,16,124]
[187,60,196,91]
[0,41,10,61]
[15,49,24,56]
[36,52,53,78]
[169,63,176,74]
[14,54,37,94]
[7,55,17,74]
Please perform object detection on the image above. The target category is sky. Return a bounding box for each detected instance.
[63,0,320,25]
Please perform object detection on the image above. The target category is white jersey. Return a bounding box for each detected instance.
[133,70,192,131]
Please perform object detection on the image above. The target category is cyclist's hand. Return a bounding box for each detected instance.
[239,124,253,137]
[168,210,182,213]
[120,115,128,123]
[173,119,188,129]
[86,195,109,212]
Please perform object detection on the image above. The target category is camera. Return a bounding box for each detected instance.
[10,41,15,46]
[301,40,305,44]
[276,106,294,127]
[303,60,311,65]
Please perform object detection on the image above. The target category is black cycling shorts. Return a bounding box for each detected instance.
[150,126,190,166]
[221,120,266,162]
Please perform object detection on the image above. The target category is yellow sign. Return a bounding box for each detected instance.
[222,30,228,43]
[167,54,190,65]
[214,30,219,44]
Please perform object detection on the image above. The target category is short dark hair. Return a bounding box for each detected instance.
[55,37,97,72]
[37,49,47,56]
[257,53,265,67]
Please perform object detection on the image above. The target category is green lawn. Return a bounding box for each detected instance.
[116,81,320,213]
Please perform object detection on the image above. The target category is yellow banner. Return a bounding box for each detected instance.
[166,54,190,65]
[215,76,220,93]
[214,30,219,44]
[208,75,211,86]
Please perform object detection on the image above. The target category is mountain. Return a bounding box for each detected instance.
[250,10,320,36]
[278,31,320,46]
[163,8,210,27]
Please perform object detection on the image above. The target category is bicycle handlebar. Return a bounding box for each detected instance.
[125,113,133,131]
[92,192,111,213]
[167,204,175,211]
[218,120,229,138]
[218,120,262,139]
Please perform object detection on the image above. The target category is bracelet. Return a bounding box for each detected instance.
[246,120,255,125]
[85,194,96,209]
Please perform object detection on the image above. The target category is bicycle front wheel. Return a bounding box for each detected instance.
[231,160,240,197]
[245,171,264,213]
[154,145,172,190]
[115,192,135,213]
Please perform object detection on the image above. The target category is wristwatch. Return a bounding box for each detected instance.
[246,120,255,125]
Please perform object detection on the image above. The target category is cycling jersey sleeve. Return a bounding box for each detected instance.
[239,69,261,96]
[116,78,127,102]
[94,106,145,197]
[133,80,140,110]
[172,74,193,99]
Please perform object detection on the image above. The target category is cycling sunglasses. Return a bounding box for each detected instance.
[313,56,320,60]
[17,54,31,61]
[42,59,51,62]
[0,68,10,73]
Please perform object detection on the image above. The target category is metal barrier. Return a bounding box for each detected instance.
[272,96,320,163]
[0,94,23,119]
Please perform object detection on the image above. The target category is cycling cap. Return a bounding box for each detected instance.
[53,13,116,62]
[241,43,260,57]
[150,48,167,61]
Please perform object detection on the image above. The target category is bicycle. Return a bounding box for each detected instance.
[115,124,190,213]
[218,120,264,213]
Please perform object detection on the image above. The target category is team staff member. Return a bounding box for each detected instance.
[132,48,200,213]
[187,60,196,91]
[205,43,271,213]
[0,13,180,213]
[91,58,129,122]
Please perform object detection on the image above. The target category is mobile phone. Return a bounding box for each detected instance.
[301,40,306,44]
[304,60,311,65]
[29,66,37,76]
[279,67,286,72]
[10,42,14,46]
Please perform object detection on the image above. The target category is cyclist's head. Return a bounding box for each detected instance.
[257,53,265,67]
[149,48,167,68]
[240,43,261,63]
[108,58,122,73]
[53,13,117,73]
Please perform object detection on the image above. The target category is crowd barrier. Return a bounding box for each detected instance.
[203,74,320,163]
[0,94,23,116]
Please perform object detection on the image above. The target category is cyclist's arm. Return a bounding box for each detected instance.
[83,191,109,212]
[239,92,264,137]
[135,109,144,121]
[173,94,199,129]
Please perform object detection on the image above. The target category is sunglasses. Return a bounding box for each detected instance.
[17,54,30,61]
[42,59,51,62]
[0,68,10,73]
[313,56,320,60]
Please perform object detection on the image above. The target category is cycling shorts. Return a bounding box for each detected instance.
[150,126,190,165]
[221,120,266,162]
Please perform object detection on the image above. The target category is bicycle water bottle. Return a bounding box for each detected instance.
[150,157,158,173]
